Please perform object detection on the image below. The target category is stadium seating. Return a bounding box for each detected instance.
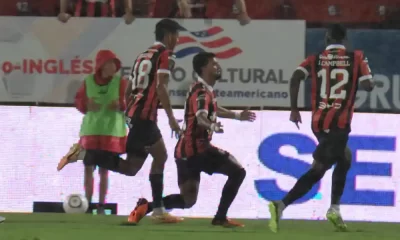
[0,0,57,16]
[1,0,400,28]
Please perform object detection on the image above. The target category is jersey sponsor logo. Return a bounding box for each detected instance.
[319,54,349,60]
[175,26,242,59]
[318,102,342,109]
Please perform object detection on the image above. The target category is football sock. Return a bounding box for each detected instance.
[163,194,186,209]
[331,162,350,206]
[330,204,340,212]
[282,168,325,206]
[215,168,246,219]
[149,174,164,209]
[147,194,186,214]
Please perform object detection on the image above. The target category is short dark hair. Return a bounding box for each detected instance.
[193,52,216,77]
[327,23,347,42]
[155,19,183,42]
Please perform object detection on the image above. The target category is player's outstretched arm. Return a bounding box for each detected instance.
[217,106,238,119]
[289,69,306,110]
[217,106,256,122]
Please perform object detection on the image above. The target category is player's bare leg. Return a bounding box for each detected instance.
[84,166,95,214]
[83,149,145,177]
[211,158,246,228]
[98,168,109,215]
[147,138,182,223]
[57,143,86,171]
[269,161,328,233]
[327,147,351,231]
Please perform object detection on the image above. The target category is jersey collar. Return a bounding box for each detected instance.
[326,44,346,50]
[197,77,213,92]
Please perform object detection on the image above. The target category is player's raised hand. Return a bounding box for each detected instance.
[58,13,71,23]
[211,122,224,133]
[87,98,101,112]
[123,12,135,25]
[239,107,256,122]
[290,110,302,129]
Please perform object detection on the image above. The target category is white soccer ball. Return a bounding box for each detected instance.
[63,194,89,214]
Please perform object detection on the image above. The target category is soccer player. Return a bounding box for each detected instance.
[124,18,184,224]
[128,52,256,227]
[0,216,5,223]
[268,24,375,233]
[58,0,134,24]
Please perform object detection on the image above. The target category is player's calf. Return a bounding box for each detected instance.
[268,163,328,232]
[327,147,351,231]
[213,167,246,227]
[148,139,169,215]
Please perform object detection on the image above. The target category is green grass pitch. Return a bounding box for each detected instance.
[1,213,399,240]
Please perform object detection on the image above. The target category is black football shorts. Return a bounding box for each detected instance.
[313,129,350,167]
[175,146,242,185]
[83,149,120,170]
[126,118,162,159]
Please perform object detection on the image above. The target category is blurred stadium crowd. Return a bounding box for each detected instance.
[1,0,400,28]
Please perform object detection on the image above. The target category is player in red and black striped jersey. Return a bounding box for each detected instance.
[268,24,375,233]
[58,0,134,24]
[130,52,256,228]
[125,19,184,224]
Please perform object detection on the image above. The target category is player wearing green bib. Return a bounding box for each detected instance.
[57,50,152,212]
[58,49,128,212]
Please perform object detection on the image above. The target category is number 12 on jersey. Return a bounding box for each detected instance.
[317,68,349,100]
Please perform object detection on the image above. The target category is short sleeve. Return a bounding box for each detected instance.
[296,56,313,79]
[192,90,211,117]
[156,50,171,75]
[357,51,373,82]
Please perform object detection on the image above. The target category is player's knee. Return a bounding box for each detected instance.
[155,151,168,164]
[183,195,197,208]
[150,155,168,174]
[125,166,139,176]
[99,168,109,178]
[344,147,352,166]
[310,162,329,176]
[229,168,246,183]
[84,166,94,175]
